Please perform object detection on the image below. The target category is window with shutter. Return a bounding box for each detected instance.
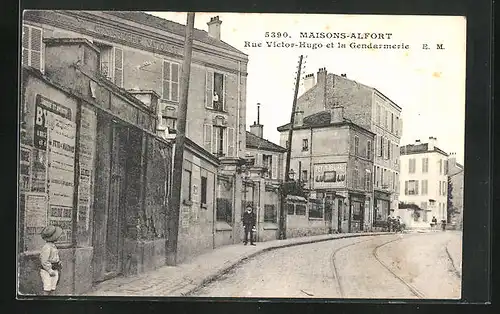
[203,124,212,152]
[227,127,235,157]
[205,70,214,109]
[114,47,123,87]
[222,127,228,155]
[163,61,180,102]
[22,25,43,71]
[272,155,278,179]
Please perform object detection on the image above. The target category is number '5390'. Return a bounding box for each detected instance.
[264,32,290,38]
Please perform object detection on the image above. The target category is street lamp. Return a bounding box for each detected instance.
[289,169,295,180]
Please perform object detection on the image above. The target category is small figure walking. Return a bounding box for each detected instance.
[243,206,256,246]
[39,225,63,295]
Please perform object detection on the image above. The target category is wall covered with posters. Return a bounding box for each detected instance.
[19,70,96,295]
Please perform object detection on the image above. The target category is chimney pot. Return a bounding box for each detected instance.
[207,16,222,40]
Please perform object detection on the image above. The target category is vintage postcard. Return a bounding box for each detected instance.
[18,11,465,300]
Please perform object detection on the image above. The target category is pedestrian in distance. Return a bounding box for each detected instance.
[431,216,438,229]
[387,214,392,232]
[243,205,256,246]
[441,219,447,231]
[39,225,63,295]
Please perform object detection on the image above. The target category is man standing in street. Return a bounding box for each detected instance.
[243,205,256,246]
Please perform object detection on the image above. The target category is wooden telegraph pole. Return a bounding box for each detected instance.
[279,55,304,240]
[166,12,195,266]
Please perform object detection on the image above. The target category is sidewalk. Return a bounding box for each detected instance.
[83,232,388,297]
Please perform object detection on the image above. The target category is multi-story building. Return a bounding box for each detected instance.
[22,10,249,158]
[398,137,449,229]
[447,152,464,229]
[297,69,402,227]
[19,10,251,294]
[277,107,375,232]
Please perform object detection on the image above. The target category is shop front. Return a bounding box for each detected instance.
[374,190,391,228]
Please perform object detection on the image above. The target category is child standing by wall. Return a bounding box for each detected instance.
[39,225,63,295]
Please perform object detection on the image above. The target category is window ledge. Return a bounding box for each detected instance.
[308,217,324,221]
[183,200,193,206]
[205,107,228,114]
[200,203,207,209]
[215,221,233,231]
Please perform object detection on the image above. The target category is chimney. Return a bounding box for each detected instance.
[448,152,457,169]
[304,73,315,92]
[249,103,264,138]
[415,139,421,144]
[340,73,347,78]
[330,106,344,123]
[294,110,304,126]
[428,136,437,150]
[207,16,222,40]
[317,67,327,87]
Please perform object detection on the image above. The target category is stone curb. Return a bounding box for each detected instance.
[181,232,391,296]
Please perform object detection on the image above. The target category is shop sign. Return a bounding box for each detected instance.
[313,163,347,188]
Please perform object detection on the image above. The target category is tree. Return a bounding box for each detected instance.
[447,177,458,223]
[281,179,306,198]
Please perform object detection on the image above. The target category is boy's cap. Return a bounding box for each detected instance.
[41,225,63,242]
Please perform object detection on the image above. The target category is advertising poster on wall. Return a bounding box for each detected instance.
[313,163,347,189]
[77,106,97,233]
[34,94,76,244]
[24,192,48,251]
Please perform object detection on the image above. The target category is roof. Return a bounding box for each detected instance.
[331,74,402,110]
[246,131,286,153]
[399,143,449,157]
[105,11,246,56]
[276,110,375,136]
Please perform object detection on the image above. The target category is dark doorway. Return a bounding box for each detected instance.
[104,123,128,277]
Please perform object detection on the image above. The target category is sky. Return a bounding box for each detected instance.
[150,12,466,164]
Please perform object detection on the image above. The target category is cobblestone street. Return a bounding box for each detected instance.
[193,231,462,299]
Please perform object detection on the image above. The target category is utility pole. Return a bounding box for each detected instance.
[166,12,195,266]
[279,55,304,240]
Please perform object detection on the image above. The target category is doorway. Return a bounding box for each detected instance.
[104,123,128,278]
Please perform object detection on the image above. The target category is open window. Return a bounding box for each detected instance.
[205,70,227,112]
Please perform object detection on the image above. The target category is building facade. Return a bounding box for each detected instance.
[18,37,179,294]
[297,69,402,226]
[398,137,449,229]
[19,10,252,295]
[447,153,464,229]
[277,107,375,232]
[22,10,249,159]
[242,118,286,241]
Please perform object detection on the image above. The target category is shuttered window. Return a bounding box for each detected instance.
[22,25,43,71]
[203,124,213,152]
[227,127,235,157]
[113,47,123,87]
[163,61,180,102]
[272,155,278,179]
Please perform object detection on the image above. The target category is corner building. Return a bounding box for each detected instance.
[278,107,375,233]
[297,69,402,227]
[22,10,249,158]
